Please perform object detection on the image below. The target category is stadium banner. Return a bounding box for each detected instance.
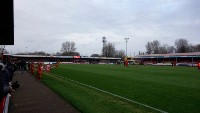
[73,56,80,58]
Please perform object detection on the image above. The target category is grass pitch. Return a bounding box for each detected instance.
[41,64,200,113]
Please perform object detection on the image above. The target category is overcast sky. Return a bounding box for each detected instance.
[5,0,200,56]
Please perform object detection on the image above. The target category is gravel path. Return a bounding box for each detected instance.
[9,70,80,113]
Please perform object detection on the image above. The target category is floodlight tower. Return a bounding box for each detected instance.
[124,38,129,57]
[102,36,107,56]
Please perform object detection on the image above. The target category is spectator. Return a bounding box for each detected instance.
[37,63,43,81]
[1,57,17,95]
[31,62,35,75]
[17,60,21,70]
[0,69,3,101]
[6,60,15,81]
[45,63,51,73]
[2,63,12,96]
[27,62,30,72]
[20,59,26,74]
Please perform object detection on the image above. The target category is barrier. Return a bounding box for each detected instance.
[0,96,6,113]
[0,93,11,113]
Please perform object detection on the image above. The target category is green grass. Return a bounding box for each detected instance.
[41,64,200,113]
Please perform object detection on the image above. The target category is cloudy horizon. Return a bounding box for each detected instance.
[5,0,200,56]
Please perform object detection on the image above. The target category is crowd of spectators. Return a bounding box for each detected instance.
[0,55,25,113]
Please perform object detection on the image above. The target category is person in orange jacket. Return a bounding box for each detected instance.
[198,62,200,70]
[45,63,51,73]
[37,63,43,81]
[31,62,35,75]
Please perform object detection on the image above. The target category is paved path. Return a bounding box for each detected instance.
[9,71,80,113]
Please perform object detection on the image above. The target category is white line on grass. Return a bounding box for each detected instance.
[45,72,168,113]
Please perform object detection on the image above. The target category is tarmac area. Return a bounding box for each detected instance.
[8,70,79,113]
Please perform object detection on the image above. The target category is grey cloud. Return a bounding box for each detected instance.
[5,0,200,55]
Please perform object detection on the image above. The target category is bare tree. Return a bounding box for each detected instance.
[196,44,200,52]
[33,51,46,55]
[0,47,8,54]
[152,40,161,54]
[103,43,116,57]
[159,46,167,54]
[175,38,189,53]
[61,41,78,56]
[61,41,76,53]
[146,42,152,54]
[115,50,125,58]
[90,54,100,57]
[145,40,161,54]
[146,40,177,54]
[145,38,200,54]
[189,44,196,52]
[62,51,80,56]
[55,52,62,56]
[188,44,200,52]
[167,46,176,53]
[159,44,176,54]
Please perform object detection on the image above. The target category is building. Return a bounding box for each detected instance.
[134,52,200,66]
[3,54,121,64]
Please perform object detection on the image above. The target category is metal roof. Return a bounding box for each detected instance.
[4,54,121,60]
[135,52,200,58]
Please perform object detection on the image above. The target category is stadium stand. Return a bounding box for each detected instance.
[3,54,121,64]
[135,52,200,66]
